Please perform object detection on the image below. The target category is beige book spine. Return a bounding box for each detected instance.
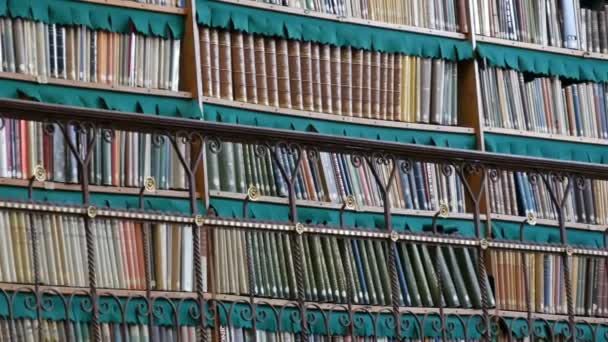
[362,51,372,118]
[210,29,221,98]
[320,44,332,113]
[311,43,323,112]
[393,53,402,121]
[386,53,394,121]
[231,32,247,102]
[352,49,363,117]
[253,36,268,106]
[219,30,234,100]
[341,46,353,116]
[330,46,342,115]
[300,41,314,111]
[243,34,258,104]
[288,40,303,110]
[371,51,381,119]
[200,27,213,97]
[276,39,292,108]
[265,38,279,107]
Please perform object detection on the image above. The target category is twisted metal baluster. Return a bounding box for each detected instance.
[541,173,575,340]
[242,195,257,342]
[431,209,448,342]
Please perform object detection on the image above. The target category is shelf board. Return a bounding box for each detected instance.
[0,178,191,199]
[484,126,608,146]
[491,213,607,233]
[79,0,187,15]
[0,72,193,99]
[476,35,608,61]
[210,191,478,220]
[203,97,475,134]
[0,282,196,299]
[209,0,466,40]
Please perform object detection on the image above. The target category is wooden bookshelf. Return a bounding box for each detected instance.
[203,97,475,134]
[484,126,608,146]
[208,0,467,40]
[0,72,193,99]
[0,283,196,300]
[79,0,187,15]
[491,213,608,233]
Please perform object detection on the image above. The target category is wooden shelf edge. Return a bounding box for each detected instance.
[79,0,187,15]
[209,0,467,40]
[0,72,193,99]
[484,127,608,147]
[0,178,191,199]
[491,213,607,233]
[476,35,608,62]
[210,191,480,220]
[0,283,196,299]
[203,97,475,134]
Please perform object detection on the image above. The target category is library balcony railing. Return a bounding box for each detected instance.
[0,99,608,341]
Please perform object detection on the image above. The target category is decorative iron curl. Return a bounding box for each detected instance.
[255,300,280,327]
[575,320,595,342]
[399,311,423,340]
[304,303,329,337]
[276,301,302,333]
[441,163,454,177]
[470,313,490,338]
[507,317,530,340]
[574,175,588,191]
[420,312,443,338]
[204,135,222,154]
[528,172,539,186]
[253,142,268,158]
[97,293,125,320]
[306,146,320,162]
[461,161,484,176]
[352,307,374,333]
[445,314,468,340]
[40,289,68,315]
[43,121,56,136]
[12,287,39,313]
[229,299,255,324]
[124,295,152,324]
[375,307,396,337]
[488,168,500,183]
[101,128,115,143]
[151,296,179,327]
[350,154,364,168]
[152,132,167,148]
[553,318,573,340]
[399,159,412,174]
[205,299,219,327]
[179,297,201,322]
[549,171,569,184]
[533,317,555,341]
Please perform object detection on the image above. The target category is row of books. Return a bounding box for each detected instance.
[489,251,608,317]
[200,28,459,125]
[0,319,197,342]
[479,66,608,140]
[214,228,495,308]
[0,119,189,190]
[247,0,463,32]
[130,0,185,7]
[0,18,181,91]
[488,170,608,226]
[474,0,606,52]
[207,142,467,213]
[0,210,196,291]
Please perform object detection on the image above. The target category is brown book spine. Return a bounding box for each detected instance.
[231,32,247,102]
[330,46,342,115]
[265,38,279,107]
[371,51,381,119]
[276,39,292,108]
[218,30,233,100]
[457,0,468,33]
[300,41,314,111]
[362,51,372,118]
[352,49,363,117]
[200,27,213,97]
[254,36,268,106]
[243,34,258,104]
[386,53,394,121]
[311,43,323,113]
[393,53,402,121]
[320,44,332,114]
[210,29,221,98]
[288,41,303,110]
[341,46,353,117]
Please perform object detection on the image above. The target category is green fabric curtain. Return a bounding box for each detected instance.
[477,42,608,82]
[0,0,184,38]
[0,79,202,119]
[196,0,473,61]
[0,185,203,214]
[484,133,608,165]
[203,104,476,149]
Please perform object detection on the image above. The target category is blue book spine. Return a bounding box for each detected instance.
[351,240,369,305]
[414,162,427,210]
[393,244,410,306]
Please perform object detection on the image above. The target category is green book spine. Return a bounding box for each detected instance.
[321,237,340,301]
[252,232,266,296]
[261,232,279,298]
[330,237,348,303]
[257,149,271,196]
[375,241,395,305]
[246,232,257,296]
[265,152,278,197]
[431,246,460,307]
[343,240,361,304]
[314,236,332,302]
[275,233,290,298]
[408,244,434,307]
[283,235,299,300]
[219,142,236,192]
[247,145,260,194]
[233,143,246,193]
[253,145,267,195]
[397,242,421,307]
[242,144,254,190]
[206,143,220,191]
[268,232,285,298]
[420,244,445,307]
[359,240,378,305]
[444,246,472,308]
[303,236,319,301]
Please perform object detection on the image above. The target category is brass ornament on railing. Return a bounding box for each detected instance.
[194,215,204,227]
[480,239,489,250]
[87,206,98,218]
[344,195,356,210]
[33,165,46,182]
[438,203,450,218]
[390,231,399,242]
[566,246,574,256]
[247,185,260,201]
[295,223,304,235]
[526,212,537,226]
[144,176,156,192]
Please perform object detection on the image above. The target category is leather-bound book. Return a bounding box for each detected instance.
[218,30,233,100]
[393,53,402,121]
[243,34,258,103]
[371,51,381,120]
[210,29,221,98]
[386,53,394,121]
[330,46,342,115]
[276,39,292,108]
[420,58,432,123]
[320,44,332,113]
[265,38,280,107]
[300,41,314,111]
[341,46,353,117]
[311,43,323,112]
[231,32,247,102]
[288,41,303,110]
[351,48,363,118]
[254,36,268,106]
[362,50,372,118]
[457,0,468,33]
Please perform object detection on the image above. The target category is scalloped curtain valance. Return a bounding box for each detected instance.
[477,42,608,82]
[0,0,184,38]
[203,104,476,149]
[196,0,473,62]
[0,79,202,119]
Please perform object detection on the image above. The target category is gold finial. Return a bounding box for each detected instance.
[480,239,489,250]
[33,165,46,182]
[526,212,537,226]
[144,176,156,192]
[247,185,260,201]
[566,246,574,256]
[438,203,450,218]
[194,215,204,227]
[390,231,399,242]
[295,223,304,235]
[344,195,356,210]
[87,206,98,218]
